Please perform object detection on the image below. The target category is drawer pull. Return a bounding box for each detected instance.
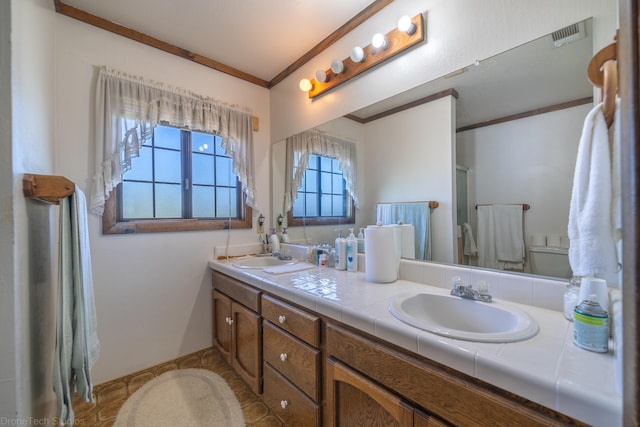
[279,353,288,362]
[280,400,288,409]
[278,315,286,324]
[226,317,233,325]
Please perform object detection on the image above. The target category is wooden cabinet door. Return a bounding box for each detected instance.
[326,357,413,427]
[232,301,263,394]
[212,290,231,363]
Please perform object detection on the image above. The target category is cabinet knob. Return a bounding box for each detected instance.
[226,317,233,325]
[280,400,288,409]
[280,353,288,362]
[278,315,286,324]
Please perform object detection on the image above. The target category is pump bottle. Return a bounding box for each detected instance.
[346,228,358,272]
[335,230,347,270]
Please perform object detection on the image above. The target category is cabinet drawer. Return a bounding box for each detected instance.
[263,363,320,427]
[263,321,320,401]
[262,294,320,347]
[212,271,261,312]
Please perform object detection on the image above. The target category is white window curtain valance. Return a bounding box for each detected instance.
[90,65,256,215]
[283,128,359,213]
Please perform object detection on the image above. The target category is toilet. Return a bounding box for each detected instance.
[529,246,572,279]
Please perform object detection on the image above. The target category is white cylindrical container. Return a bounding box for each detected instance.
[364,225,398,283]
[335,231,347,271]
[346,228,358,272]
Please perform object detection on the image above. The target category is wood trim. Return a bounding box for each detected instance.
[286,200,356,228]
[618,0,639,425]
[268,0,394,87]
[456,97,593,133]
[53,0,269,88]
[23,173,75,205]
[53,0,394,90]
[345,89,459,124]
[102,186,252,234]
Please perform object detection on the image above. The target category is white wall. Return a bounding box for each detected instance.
[8,0,58,420]
[363,97,457,263]
[52,15,270,384]
[270,0,616,143]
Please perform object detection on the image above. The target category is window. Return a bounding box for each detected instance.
[288,154,354,226]
[102,125,251,234]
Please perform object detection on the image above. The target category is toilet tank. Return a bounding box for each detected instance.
[529,246,571,279]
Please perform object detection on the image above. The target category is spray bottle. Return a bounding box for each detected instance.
[346,228,358,272]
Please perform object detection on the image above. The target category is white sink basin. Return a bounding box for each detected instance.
[388,293,539,343]
[233,256,297,269]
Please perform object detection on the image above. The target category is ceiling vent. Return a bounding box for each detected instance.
[550,21,586,48]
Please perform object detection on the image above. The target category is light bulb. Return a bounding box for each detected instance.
[315,69,329,83]
[299,78,312,92]
[397,15,416,35]
[350,46,365,63]
[331,59,345,74]
[372,33,388,50]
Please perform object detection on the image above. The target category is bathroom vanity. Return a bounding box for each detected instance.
[209,252,620,426]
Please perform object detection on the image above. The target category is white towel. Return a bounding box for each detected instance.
[568,102,619,280]
[493,204,525,265]
[462,223,477,256]
[52,186,100,425]
[477,206,497,269]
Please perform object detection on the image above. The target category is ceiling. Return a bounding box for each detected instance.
[57,1,595,127]
[60,0,377,83]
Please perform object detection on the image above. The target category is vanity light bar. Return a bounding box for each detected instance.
[305,13,425,99]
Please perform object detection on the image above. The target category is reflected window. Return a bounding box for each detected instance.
[118,125,242,222]
[290,154,354,226]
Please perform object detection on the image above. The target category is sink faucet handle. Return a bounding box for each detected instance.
[477,280,489,294]
[452,276,464,289]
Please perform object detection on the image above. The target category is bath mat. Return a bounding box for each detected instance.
[114,368,245,427]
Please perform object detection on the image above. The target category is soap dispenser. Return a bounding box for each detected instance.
[357,228,365,253]
[335,230,346,271]
[346,228,358,272]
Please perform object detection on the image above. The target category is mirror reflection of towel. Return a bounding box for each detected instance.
[477,205,524,270]
[462,223,477,255]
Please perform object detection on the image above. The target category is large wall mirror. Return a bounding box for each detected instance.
[272,18,596,280]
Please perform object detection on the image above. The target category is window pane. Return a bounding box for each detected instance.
[321,194,332,216]
[305,170,318,191]
[292,196,304,217]
[122,182,153,218]
[155,183,181,218]
[154,126,181,150]
[308,154,318,169]
[305,193,318,216]
[215,136,225,154]
[320,172,332,193]
[332,158,341,172]
[155,149,181,183]
[192,186,214,218]
[320,156,332,171]
[216,157,234,186]
[192,153,215,185]
[192,131,214,154]
[332,195,344,216]
[216,188,238,218]
[333,175,345,193]
[124,146,153,181]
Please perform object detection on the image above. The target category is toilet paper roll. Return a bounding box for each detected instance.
[531,234,546,247]
[365,225,399,283]
[547,234,562,248]
[578,277,609,312]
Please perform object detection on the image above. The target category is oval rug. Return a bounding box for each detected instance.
[114,368,245,427]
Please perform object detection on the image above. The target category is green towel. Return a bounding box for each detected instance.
[52,186,100,425]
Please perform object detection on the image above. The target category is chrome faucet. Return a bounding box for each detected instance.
[450,278,492,303]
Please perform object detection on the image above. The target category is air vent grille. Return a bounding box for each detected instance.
[550,21,586,48]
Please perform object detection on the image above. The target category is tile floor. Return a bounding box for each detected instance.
[71,347,284,426]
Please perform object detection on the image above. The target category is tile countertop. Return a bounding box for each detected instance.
[208,257,622,427]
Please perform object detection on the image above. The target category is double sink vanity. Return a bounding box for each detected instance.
[208,244,620,426]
